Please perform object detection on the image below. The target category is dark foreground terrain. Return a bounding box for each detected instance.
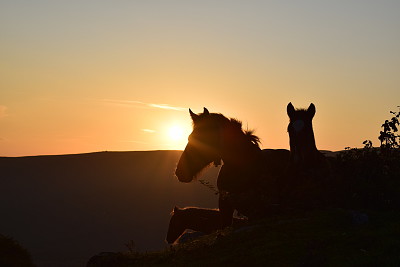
[87,147,400,266]
[0,151,219,266]
[2,147,400,266]
[88,208,400,266]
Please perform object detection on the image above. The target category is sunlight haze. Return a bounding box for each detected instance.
[1,1,399,156]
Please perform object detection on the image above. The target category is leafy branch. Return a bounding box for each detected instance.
[379,106,400,150]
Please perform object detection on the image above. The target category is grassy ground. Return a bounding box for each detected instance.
[87,208,400,266]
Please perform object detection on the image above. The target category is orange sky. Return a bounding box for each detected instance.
[1,1,400,156]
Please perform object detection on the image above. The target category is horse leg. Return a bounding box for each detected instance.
[219,193,234,228]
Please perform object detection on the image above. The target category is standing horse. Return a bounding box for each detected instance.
[286,102,327,171]
[175,108,285,227]
[283,102,330,206]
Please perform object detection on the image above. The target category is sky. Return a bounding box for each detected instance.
[1,1,399,156]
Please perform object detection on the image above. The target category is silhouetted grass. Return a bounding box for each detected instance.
[87,208,400,266]
[329,146,400,210]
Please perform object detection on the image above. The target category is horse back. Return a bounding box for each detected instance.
[261,149,290,176]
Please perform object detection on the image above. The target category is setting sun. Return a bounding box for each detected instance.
[161,122,192,150]
[168,125,185,141]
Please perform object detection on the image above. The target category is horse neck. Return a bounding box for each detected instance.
[308,127,318,150]
[289,127,321,169]
[290,132,318,152]
[220,127,262,169]
[182,212,200,230]
[179,209,219,232]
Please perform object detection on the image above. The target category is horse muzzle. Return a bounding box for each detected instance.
[175,167,195,183]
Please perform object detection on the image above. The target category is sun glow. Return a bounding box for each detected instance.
[162,122,192,150]
[168,125,185,141]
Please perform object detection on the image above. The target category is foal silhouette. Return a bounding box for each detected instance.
[281,102,330,207]
[287,102,326,171]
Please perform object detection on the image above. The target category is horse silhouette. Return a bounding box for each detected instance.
[166,206,246,244]
[175,108,289,227]
[287,103,327,171]
[282,102,330,207]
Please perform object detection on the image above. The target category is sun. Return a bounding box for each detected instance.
[162,121,192,149]
[167,125,185,141]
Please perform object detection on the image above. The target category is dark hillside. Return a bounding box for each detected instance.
[0,151,219,267]
[91,208,400,266]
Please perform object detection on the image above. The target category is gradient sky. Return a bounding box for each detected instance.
[1,1,399,156]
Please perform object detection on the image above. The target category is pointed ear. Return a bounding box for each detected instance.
[307,103,316,119]
[287,102,295,119]
[189,109,199,122]
[203,107,209,115]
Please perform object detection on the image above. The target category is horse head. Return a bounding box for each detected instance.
[287,102,318,169]
[175,107,223,183]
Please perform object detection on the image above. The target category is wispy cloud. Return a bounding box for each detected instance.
[147,103,187,111]
[142,129,156,133]
[101,99,187,111]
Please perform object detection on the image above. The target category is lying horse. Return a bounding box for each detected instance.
[175,108,289,227]
[166,206,247,244]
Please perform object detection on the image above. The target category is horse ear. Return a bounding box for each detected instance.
[189,109,199,122]
[307,103,316,119]
[203,107,210,115]
[287,102,295,119]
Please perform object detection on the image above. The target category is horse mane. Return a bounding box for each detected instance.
[230,118,261,147]
[192,112,261,148]
[244,129,261,146]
